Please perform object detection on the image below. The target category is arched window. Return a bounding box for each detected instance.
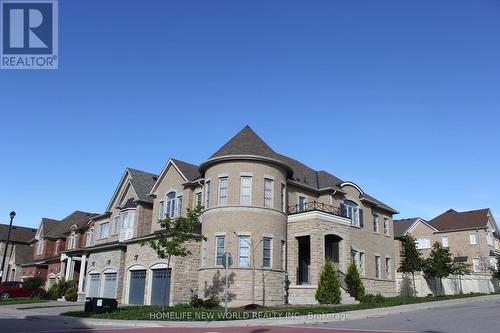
[86,227,94,247]
[341,200,363,227]
[68,231,77,249]
[166,191,176,218]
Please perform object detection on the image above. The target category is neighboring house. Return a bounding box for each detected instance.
[394,209,500,274]
[0,224,37,281]
[21,211,98,289]
[61,168,158,302]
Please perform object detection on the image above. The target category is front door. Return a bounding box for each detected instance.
[297,236,310,284]
[128,270,146,304]
[150,268,171,306]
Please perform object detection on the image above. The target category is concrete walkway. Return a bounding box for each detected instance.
[0,300,83,319]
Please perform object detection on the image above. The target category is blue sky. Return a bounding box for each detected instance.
[1,0,499,228]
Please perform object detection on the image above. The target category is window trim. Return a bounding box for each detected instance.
[442,235,449,247]
[218,177,228,206]
[375,255,381,279]
[385,256,392,279]
[240,176,253,205]
[166,191,177,218]
[238,235,251,267]
[383,218,389,236]
[215,235,225,267]
[469,233,478,245]
[416,237,431,249]
[263,237,272,268]
[373,214,379,233]
[99,222,109,239]
[264,178,274,208]
[205,180,211,209]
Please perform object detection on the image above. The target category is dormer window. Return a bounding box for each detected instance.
[67,231,77,249]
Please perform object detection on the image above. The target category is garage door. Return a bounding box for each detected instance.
[87,273,100,297]
[128,270,146,304]
[102,272,117,298]
[151,268,171,306]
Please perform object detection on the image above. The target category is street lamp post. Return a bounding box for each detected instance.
[0,211,16,283]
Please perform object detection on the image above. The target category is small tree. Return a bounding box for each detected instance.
[345,260,365,300]
[398,235,425,296]
[453,259,471,294]
[490,254,500,279]
[315,260,341,304]
[423,242,454,295]
[144,205,206,310]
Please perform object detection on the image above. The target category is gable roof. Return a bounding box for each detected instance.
[107,168,158,211]
[429,208,493,232]
[203,126,397,214]
[150,158,200,194]
[393,218,420,238]
[0,224,37,243]
[45,211,98,239]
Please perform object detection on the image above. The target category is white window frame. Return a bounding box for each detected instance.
[281,184,286,212]
[158,201,165,220]
[472,257,480,272]
[215,235,225,266]
[280,240,286,270]
[264,178,274,208]
[238,235,251,267]
[469,233,477,245]
[166,191,176,218]
[373,215,379,233]
[383,218,389,236]
[344,201,359,227]
[205,180,211,208]
[240,176,252,205]
[298,196,306,212]
[195,192,202,207]
[375,255,381,279]
[201,239,208,267]
[99,222,109,239]
[176,195,183,217]
[263,237,272,268]
[442,236,449,247]
[86,227,94,247]
[416,237,431,249]
[218,177,228,206]
[385,257,392,279]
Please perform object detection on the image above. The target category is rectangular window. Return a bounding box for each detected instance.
[205,181,211,208]
[373,215,379,233]
[86,230,94,247]
[416,237,431,249]
[469,233,477,245]
[195,192,202,207]
[375,256,381,279]
[201,239,208,267]
[281,184,286,212]
[281,240,286,270]
[240,176,252,205]
[472,257,480,272]
[359,252,365,276]
[442,236,449,247]
[166,194,176,218]
[111,217,119,235]
[158,201,165,220]
[263,238,272,268]
[216,236,225,266]
[239,236,250,267]
[385,257,391,279]
[298,196,306,212]
[99,222,109,238]
[121,211,130,229]
[177,195,183,217]
[218,177,228,206]
[264,178,273,208]
[383,218,389,235]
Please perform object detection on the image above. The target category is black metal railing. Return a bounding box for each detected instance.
[288,201,347,218]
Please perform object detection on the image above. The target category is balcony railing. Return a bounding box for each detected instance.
[288,201,347,218]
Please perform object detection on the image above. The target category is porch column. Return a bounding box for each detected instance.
[65,256,72,280]
[78,254,87,293]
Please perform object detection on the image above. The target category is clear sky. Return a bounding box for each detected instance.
[1,0,499,228]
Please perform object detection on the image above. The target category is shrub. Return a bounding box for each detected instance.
[189,296,204,308]
[315,260,341,304]
[23,277,44,290]
[45,277,73,299]
[362,293,385,304]
[64,287,78,302]
[345,260,365,301]
[202,297,219,309]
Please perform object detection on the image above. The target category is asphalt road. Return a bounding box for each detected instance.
[304,297,500,333]
[0,297,498,333]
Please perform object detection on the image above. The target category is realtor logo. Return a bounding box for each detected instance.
[1,0,58,69]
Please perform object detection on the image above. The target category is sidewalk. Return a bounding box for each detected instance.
[70,294,500,328]
[0,300,83,319]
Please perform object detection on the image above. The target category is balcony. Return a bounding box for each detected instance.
[288,201,346,218]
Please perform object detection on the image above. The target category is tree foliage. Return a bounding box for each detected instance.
[398,235,425,275]
[423,242,454,280]
[315,260,341,304]
[345,260,365,301]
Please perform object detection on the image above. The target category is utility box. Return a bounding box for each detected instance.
[84,297,118,313]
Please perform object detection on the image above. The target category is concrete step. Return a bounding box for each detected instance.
[340,287,359,304]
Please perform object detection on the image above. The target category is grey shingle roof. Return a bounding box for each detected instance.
[205,126,397,214]
[14,244,33,265]
[171,159,201,182]
[393,218,420,238]
[127,168,158,203]
[0,224,37,243]
[45,211,98,238]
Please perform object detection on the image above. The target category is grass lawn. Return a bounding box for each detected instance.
[64,292,490,321]
[0,298,49,306]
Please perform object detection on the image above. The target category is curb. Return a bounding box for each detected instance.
[64,294,500,328]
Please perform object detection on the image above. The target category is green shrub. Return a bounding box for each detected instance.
[362,293,385,304]
[315,260,341,304]
[189,296,204,308]
[23,277,45,290]
[64,287,78,302]
[202,297,219,309]
[345,260,365,301]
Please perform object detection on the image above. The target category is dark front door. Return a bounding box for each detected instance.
[325,234,342,264]
[128,270,146,304]
[150,268,171,306]
[297,236,310,284]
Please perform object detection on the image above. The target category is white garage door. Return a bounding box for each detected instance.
[87,273,100,297]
